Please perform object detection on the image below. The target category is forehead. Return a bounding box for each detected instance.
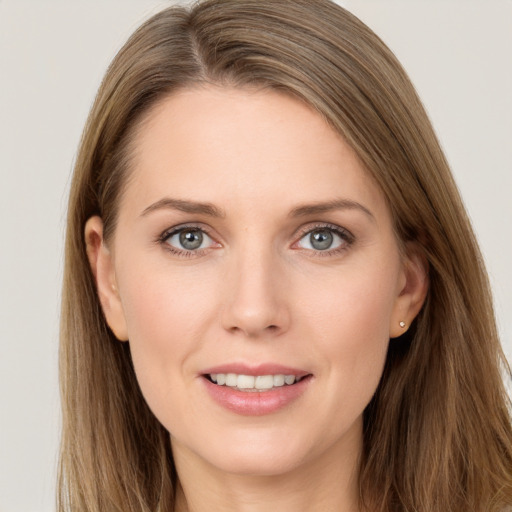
[121,86,388,221]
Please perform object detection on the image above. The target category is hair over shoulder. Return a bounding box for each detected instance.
[59,1,512,511]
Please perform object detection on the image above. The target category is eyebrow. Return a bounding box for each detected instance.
[288,198,375,220]
[141,197,374,221]
[141,198,225,218]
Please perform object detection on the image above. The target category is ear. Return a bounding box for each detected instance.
[389,243,429,338]
[84,216,129,341]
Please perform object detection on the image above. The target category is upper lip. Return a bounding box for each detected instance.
[201,363,311,378]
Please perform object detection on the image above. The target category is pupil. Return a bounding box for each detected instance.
[179,230,203,250]
[310,230,333,250]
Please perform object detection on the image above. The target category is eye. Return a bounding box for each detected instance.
[296,226,352,252]
[162,227,216,253]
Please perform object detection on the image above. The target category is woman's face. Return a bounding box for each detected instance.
[88,86,425,477]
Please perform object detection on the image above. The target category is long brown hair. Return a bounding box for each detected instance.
[59,1,512,510]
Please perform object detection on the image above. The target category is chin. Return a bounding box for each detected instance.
[207,445,307,477]
[173,423,344,479]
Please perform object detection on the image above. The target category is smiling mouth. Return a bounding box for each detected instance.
[205,373,309,392]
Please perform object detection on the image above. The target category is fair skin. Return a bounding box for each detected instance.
[86,86,427,512]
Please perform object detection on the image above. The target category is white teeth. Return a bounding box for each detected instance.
[226,373,237,387]
[237,375,255,389]
[208,373,303,391]
[273,374,285,387]
[284,375,296,385]
[255,375,274,390]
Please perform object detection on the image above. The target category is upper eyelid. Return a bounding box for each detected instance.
[294,222,353,239]
[160,223,215,240]
[157,221,354,246]
[158,225,219,256]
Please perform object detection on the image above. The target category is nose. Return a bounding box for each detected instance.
[221,245,290,338]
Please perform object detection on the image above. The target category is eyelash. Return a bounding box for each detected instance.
[293,223,355,257]
[157,222,355,258]
[157,224,217,258]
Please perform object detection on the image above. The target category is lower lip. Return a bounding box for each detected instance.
[202,376,312,416]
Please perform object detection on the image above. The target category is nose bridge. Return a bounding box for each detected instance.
[222,237,289,337]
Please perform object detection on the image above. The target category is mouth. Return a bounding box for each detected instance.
[201,365,313,415]
[204,373,310,392]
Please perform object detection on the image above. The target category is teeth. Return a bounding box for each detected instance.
[255,375,273,390]
[237,375,255,389]
[284,375,295,385]
[273,374,285,387]
[208,373,303,391]
[226,373,237,387]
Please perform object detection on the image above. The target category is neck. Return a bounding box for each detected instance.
[172,426,362,512]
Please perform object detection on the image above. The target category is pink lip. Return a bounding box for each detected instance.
[201,362,310,378]
[200,363,312,416]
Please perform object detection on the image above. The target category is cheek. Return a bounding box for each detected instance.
[119,255,218,343]
[302,259,399,404]
[116,261,219,417]
[304,255,399,343]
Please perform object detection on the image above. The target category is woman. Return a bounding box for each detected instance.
[58,0,512,510]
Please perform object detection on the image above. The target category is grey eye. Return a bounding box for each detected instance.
[309,229,334,250]
[297,227,345,252]
[165,228,213,251]
[179,229,203,250]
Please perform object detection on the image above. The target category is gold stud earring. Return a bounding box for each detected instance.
[399,321,406,328]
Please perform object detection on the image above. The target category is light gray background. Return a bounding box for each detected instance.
[1,1,510,511]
